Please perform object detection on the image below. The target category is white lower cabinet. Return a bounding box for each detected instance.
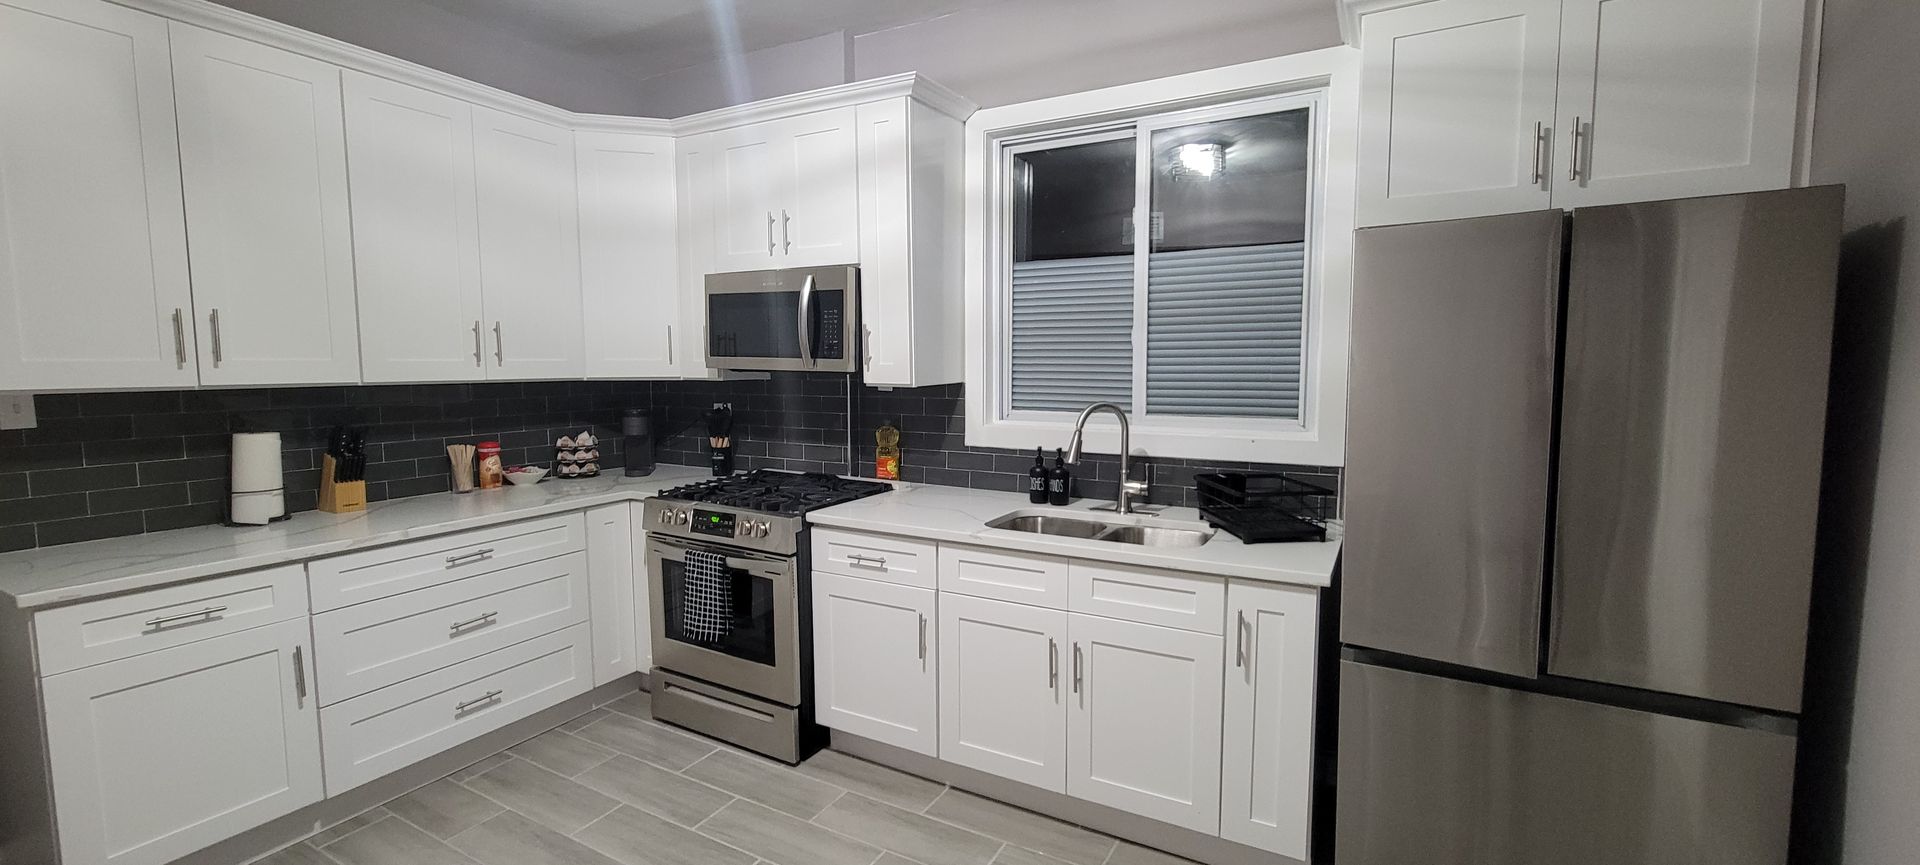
[588,503,640,685]
[1219,580,1320,859]
[938,592,1068,791]
[41,618,322,865]
[812,572,937,755]
[1066,613,1224,833]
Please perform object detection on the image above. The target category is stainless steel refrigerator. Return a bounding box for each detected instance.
[1336,186,1844,865]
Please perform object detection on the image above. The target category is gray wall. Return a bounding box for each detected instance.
[1802,0,1920,861]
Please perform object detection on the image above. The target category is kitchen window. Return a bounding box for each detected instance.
[968,75,1351,466]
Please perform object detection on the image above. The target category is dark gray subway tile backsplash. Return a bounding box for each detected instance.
[0,374,1337,553]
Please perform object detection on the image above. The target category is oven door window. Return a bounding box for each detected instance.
[708,291,801,361]
[659,555,777,666]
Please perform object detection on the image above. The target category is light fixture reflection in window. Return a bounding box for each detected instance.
[1173,142,1225,179]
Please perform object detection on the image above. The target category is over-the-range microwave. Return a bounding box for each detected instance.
[704,266,860,373]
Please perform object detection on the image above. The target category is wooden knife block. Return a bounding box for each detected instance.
[318,454,367,514]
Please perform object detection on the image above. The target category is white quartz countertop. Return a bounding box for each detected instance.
[0,466,711,610]
[806,484,1341,588]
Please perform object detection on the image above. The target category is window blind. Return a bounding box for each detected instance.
[1146,242,1305,419]
[1009,255,1133,413]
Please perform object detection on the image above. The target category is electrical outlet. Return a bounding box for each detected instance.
[0,393,36,430]
[712,402,731,410]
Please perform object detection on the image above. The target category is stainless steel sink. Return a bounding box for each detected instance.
[985,510,1214,548]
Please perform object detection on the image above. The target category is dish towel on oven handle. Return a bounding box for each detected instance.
[682,549,733,643]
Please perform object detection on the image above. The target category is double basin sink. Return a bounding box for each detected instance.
[985,510,1215,548]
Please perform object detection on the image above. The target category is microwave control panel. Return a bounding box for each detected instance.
[816,302,844,360]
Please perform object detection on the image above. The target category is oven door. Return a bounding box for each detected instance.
[647,535,802,705]
[705,266,858,373]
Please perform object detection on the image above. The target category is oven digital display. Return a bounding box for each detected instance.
[691,509,736,538]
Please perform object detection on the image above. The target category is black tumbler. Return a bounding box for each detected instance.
[622,409,655,477]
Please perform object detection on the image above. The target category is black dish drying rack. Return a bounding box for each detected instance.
[1195,473,1334,543]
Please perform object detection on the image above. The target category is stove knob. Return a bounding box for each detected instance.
[677,510,692,527]
[657,510,670,525]
[755,521,771,538]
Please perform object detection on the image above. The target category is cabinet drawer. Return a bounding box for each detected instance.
[1069,562,1225,634]
[319,622,593,795]
[34,564,308,675]
[308,514,585,611]
[813,528,937,588]
[312,552,589,704]
[939,544,1068,609]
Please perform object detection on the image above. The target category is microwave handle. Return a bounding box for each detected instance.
[796,273,815,365]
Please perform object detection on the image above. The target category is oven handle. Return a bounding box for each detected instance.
[647,535,792,577]
[796,273,815,366]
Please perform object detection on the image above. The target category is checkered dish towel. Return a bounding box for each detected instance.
[682,549,733,643]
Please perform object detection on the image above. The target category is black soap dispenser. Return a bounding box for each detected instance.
[1028,447,1049,504]
[1047,448,1072,506]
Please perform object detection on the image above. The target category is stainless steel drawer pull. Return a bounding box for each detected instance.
[1048,637,1058,687]
[1072,642,1083,694]
[455,689,504,714]
[846,553,887,569]
[450,611,499,633]
[145,605,228,629]
[445,548,495,567]
[919,614,928,661]
[293,645,308,705]
[1235,611,1248,668]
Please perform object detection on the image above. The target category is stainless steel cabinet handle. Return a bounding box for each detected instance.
[666,325,674,360]
[445,548,495,567]
[919,614,928,661]
[145,605,228,629]
[1235,611,1248,668]
[209,308,223,364]
[781,209,791,253]
[172,309,187,368]
[450,611,499,633]
[1530,122,1547,186]
[493,322,504,365]
[846,553,886,569]
[1072,643,1083,694]
[1569,116,1585,183]
[454,689,503,714]
[766,211,776,256]
[293,645,308,705]
[1048,637,1058,687]
[472,320,483,366]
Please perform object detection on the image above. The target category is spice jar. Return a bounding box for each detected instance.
[477,440,504,490]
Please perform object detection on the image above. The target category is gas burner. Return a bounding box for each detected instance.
[657,470,891,516]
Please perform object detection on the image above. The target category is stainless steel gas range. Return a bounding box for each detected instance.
[642,470,891,762]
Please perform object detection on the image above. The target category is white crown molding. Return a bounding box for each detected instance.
[671,73,978,137]
[571,114,676,136]
[1337,0,1435,44]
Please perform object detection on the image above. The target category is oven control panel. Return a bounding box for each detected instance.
[691,509,735,538]
[651,505,778,543]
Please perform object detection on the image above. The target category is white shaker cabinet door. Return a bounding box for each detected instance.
[0,0,196,391]
[1219,581,1320,859]
[939,592,1068,792]
[473,106,583,381]
[1356,0,1562,227]
[777,107,861,268]
[342,71,485,383]
[42,618,322,865]
[813,573,937,755]
[712,121,785,273]
[1552,0,1806,208]
[1065,612,1223,833]
[170,23,360,387]
[588,502,639,686]
[577,130,680,378]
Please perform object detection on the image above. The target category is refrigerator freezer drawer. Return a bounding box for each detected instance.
[1335,661,1796,865]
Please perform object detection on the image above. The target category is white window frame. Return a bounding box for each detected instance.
[964,50,1360,465]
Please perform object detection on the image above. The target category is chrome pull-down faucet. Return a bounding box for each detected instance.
[1064,402,1150,514]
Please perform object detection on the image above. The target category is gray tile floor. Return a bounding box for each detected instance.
[256,690,1195,865]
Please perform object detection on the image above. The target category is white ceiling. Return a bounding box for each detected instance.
[405,0,1009,78]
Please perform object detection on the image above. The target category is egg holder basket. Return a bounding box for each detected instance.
[552,444,601,480]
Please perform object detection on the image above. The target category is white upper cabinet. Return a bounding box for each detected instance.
[342,71,486,383]
[1355,0,1810,225]
[1219,580,1319,859]
[473,106,584,380]
[856,98,965,388]
[1357,0,1562,226]
[577,130,680,378]
[1551,0,1806,208]
[709,108,861,273]
[170,23,361,387]
[0,0,195,391]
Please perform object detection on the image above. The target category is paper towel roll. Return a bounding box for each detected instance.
[230,432,284,525]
